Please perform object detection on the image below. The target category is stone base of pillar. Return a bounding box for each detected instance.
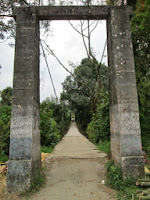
[7,159,41,193]
[121,156,145,179]
[7,160,31,193]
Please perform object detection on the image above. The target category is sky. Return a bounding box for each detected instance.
[0,20,107,102]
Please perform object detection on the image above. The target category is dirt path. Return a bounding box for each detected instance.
[31,123,115,200]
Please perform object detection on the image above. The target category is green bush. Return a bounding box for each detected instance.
[40,115,61,147]
[0,150,8,162]
[41,146,53,153]
[96,140,110,155]
[87,92,110,143]
[0,105,11,155]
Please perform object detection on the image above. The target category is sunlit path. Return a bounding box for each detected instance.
[31,123,114,200]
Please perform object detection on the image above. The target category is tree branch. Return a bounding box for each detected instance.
[68,21,88,38]
[41,40,94,98]
[0,15,13,17]
[82,20,96,32]
[0,38,8,43]
[90,20,99,36]
[42,40,75,78]
[22,0,30,6]
[80,20,89,58]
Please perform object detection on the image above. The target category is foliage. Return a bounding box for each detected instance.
[61,58,108,132]
[105,160,137,199]
[61,58,96,131]
[96,140,110,155]
[40,98,61,147]
[0,87,12,160]
[106,0,137,7]
[0,0,54,42]
[40,97,70,147]
[0,150,8,162]
[41,146,53,153]
[1,87,12,106]
[131,0,150,159]
[0,87,70,161]
[87,91,110,143]
[0,104,11,156]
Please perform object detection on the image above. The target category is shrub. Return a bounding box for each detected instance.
[87,92,110,143]
[96,140,110,155]
[41,146,53,153]
[0,105,11,155]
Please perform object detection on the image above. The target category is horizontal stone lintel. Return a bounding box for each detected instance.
[13,6,133,21]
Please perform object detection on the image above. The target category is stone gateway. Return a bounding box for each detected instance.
[7,5,145,192]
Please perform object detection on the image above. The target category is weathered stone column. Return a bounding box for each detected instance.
[107,7,145,178]
[7,7,41,192]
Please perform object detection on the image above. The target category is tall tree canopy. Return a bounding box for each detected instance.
[61,58,108,131]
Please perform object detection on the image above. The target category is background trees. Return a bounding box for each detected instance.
[61,58,109,136]
[131,0,150,158]
[40,97,70,147]
[0,87,12,161]
[0,87,70,161]
[1,87,12,106]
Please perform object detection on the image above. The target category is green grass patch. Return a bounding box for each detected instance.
[41,146,53,153]
[105,160,138,200]
[0,151,8,163]
[96,140,110,155]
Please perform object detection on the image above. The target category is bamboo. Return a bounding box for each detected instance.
[137,190,143,194]
[138,179,150,183]
[142,191,148,196]
[141,182,150,187]
[132,194,136,200]
[139,196,150,200]
[136,182,150,187]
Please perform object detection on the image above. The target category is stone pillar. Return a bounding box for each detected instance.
[107,7,145,178]
[7,7,41,192]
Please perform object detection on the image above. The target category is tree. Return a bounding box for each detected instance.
[0,105,11,155]
[0,87,12,156]
[61,58,108,131]
[1,86,12,106]
[40,97,61,147]
[87,91,110,143]
[106,0,137,7]
[131,0,150,157]
[0,0,54,41]
[40,97,70,147]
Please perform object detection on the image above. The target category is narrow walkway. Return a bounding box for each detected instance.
[31,123,114,200]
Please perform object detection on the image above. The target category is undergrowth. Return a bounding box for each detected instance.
[96,140,110,155]
[41,145,53,153]
[0,150,8,162]
[105,160,138,200]
[20,170,45,197]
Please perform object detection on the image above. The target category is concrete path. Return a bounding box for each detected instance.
[31,123,114,200]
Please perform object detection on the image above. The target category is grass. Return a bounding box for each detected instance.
[105,160,138,200]
[41,146,53,153]
[96,140,110,155]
